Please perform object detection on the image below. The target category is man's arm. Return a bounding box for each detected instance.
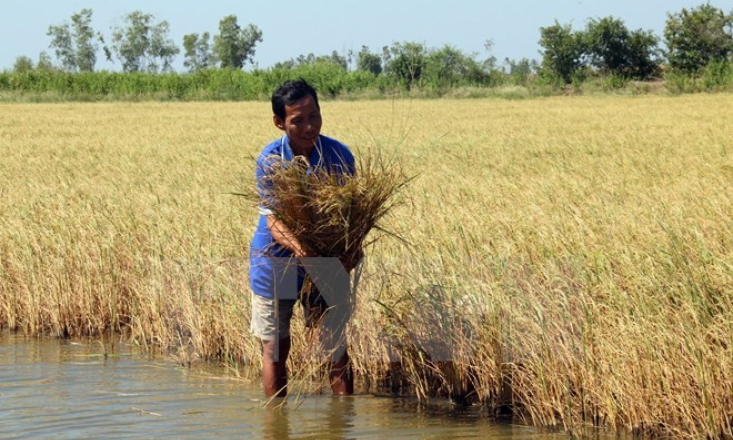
[266,215,315,258]
[257,153,314,258]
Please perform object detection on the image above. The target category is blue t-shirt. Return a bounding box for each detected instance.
[249,134,356,299]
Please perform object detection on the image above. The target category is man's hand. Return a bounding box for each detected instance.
[293,243,317,258]
[340,248,364,272]
[267,215,317,258]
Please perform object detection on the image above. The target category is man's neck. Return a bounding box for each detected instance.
[291,144,314,157]
[289,136,317,157]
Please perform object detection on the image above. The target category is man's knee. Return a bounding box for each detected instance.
[262,337,291,363]
[250,293,296,344]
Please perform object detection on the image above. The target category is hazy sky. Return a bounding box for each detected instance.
[1,0,728,71]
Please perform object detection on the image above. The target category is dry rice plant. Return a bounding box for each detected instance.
[250,148,409,265]
[0,95,731,439]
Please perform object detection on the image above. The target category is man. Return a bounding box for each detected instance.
[249,79,358,397]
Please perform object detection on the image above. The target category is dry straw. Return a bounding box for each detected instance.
[254,150,411,264]
[1,98,731,440]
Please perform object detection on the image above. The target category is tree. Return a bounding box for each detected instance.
[424,45,486,87]
[346,49,355,71]
[183,32,217,72]
[625,29,662,79]
[213,15,262,69]
[110,11,180,73]
[47,21,74,70]
[271,58,297,70]
[356,46,382,75]
[71,9,97,72]
[381,45,391,66]
[664,4,733,73]
[539,21,586,83]
[585,17,631,73]
[149,20,179,72]
[273,50,348,70]
[47,8,98,72]
[325,50,348,70]
[505,57,537,84]
[13,56,34,73]
[37,52,55,71]
[483,39,498,71]
[384,41,428,87]
[584,16,660,79]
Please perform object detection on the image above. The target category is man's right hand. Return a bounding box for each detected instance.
[340,248,364,272]
[267,215,317,258]
[294,243,317,258]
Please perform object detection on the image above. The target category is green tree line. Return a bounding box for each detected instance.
[3,4,732,100]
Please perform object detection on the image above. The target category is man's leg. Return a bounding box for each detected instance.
[329,348,353,396]
[299,257,360,396]
[301,292,354,396]
[251,293,296,398]
[262,337,291,397]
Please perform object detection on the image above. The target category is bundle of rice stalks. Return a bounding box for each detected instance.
[257,150,410,267]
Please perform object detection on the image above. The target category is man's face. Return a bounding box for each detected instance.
[274,94,322,153]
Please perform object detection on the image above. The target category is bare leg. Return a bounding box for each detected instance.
[262,337,291,397]
[329,349,354,396]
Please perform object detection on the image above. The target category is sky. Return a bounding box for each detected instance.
[1,0,730,71]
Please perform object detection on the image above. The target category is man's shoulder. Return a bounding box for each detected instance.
[257,138,283,162]
[320,135,350,151]
[320,135,355,173]
[320,135,353,160]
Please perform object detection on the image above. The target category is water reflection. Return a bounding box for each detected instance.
[262,406,292,440]
[261,397,357,440]
[325,398,357,439]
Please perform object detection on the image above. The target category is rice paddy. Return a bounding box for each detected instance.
[0,95,731,439]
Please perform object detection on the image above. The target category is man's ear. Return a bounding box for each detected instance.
[273,115,285,131]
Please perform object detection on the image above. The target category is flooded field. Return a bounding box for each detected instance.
[0,332,562,439]
[4,97,729,438]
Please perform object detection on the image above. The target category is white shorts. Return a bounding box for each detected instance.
[250,293,297,341]
[249,293,349,361]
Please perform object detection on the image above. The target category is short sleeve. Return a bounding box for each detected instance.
[326,141,356,176]
[342,146,356,176]
[256,154,279,216]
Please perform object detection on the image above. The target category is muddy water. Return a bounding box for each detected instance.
[0,332,562,439]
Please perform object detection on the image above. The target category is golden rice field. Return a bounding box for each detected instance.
[1,95,731,439]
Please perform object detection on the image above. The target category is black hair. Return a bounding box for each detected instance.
[271,79,320,120]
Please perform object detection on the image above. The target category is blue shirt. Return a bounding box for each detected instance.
[249,134,356,299]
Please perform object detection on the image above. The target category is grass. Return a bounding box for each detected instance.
[0,95,731,439]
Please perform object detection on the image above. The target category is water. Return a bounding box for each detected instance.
[0,332,560,439]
